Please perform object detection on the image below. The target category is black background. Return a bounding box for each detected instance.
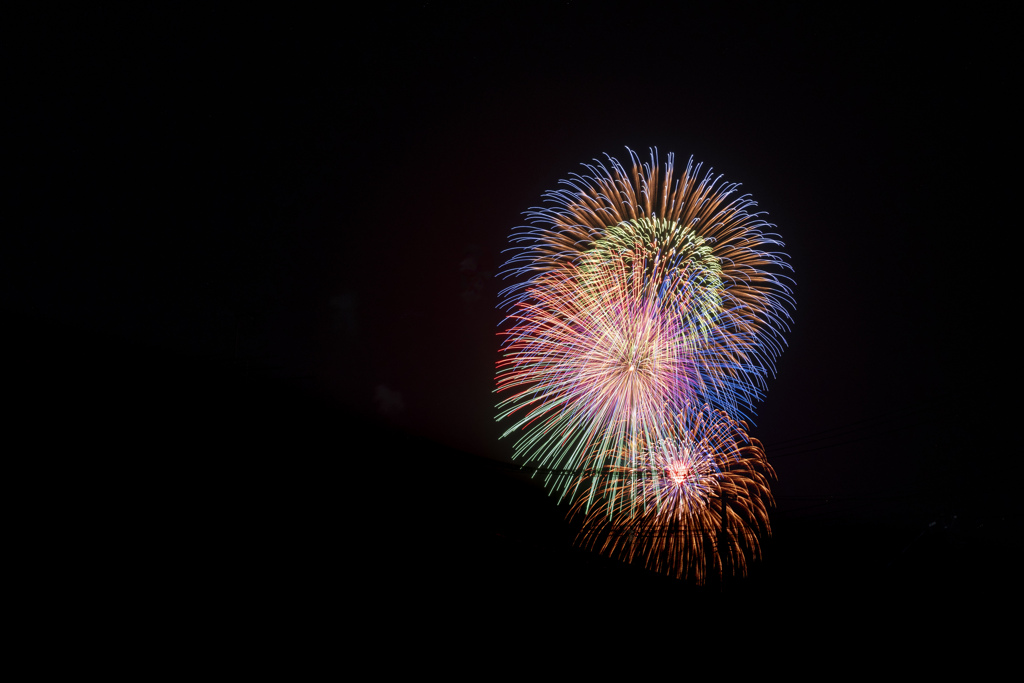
[5,3,1015,657]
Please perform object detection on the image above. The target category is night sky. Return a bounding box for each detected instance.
[7,5,1015,648]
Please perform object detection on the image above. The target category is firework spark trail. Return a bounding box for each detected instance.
[569,405,776,583]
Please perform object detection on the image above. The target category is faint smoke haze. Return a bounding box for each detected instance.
[373,384,404,417]
[459,246,489,306]
[330,292,357,337]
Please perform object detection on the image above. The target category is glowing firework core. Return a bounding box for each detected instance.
[666,456,691,486]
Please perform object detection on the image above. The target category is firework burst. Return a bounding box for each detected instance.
[569,405,776,583]
[497,149,793,497]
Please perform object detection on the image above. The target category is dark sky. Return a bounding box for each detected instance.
[6,5,1015,635]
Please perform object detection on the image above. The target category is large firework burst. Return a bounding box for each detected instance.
[569,405,776,583]
[497,149,793,503]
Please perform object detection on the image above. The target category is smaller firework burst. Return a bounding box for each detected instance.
[569,404,775,584]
